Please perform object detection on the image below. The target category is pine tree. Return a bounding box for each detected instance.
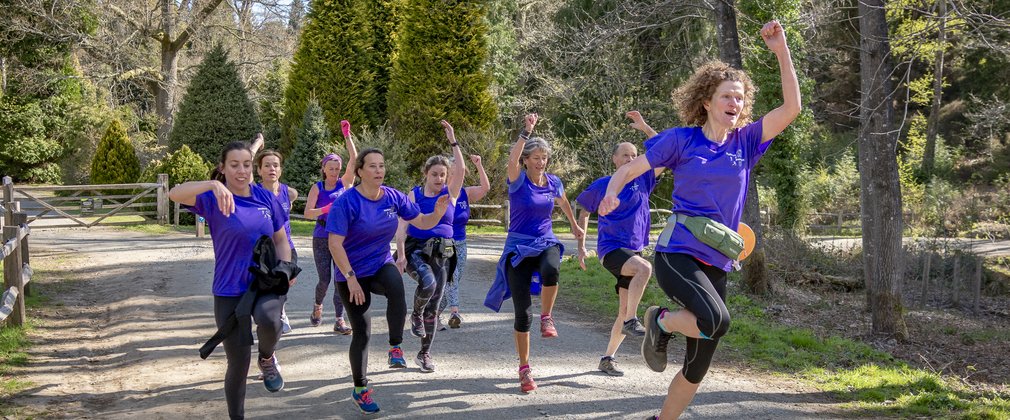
[169,44,261,163]
[285,100,337,198]
[387,0,499,171]
[284,0,376,153]
[258,61,288,152]
[90,119,141,184]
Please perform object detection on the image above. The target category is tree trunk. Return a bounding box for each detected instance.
[857,0,907,339]
[714,0,769,294]
[922,0,946,179]
[156,39,180,147]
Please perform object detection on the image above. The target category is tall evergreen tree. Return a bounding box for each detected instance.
[169,44,261,163]
[284,0,376,154]
[387,0,498,170]
[258,61,288,152]
[285,100,337,198]
[91,119,141,184]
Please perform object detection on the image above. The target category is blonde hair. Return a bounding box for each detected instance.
[672,61,757,128]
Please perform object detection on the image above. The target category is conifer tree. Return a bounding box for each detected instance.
[169,44,261,163]
[90,119,141,185]
[285,100,337,197]
[387,0,498,170]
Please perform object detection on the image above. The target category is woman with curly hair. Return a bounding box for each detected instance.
[599,21,801,419]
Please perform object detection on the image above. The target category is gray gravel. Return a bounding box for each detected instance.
[11,228,845,419]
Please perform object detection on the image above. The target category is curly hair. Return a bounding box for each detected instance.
[672,61,757,128]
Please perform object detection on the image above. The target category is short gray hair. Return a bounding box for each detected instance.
[521,137,552,162]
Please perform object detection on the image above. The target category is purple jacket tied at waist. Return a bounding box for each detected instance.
[484,232,565,312]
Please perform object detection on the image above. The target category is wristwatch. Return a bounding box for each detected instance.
[344,270,356,279]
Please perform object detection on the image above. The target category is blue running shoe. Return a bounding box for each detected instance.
[258,354,284,392]
[388,346,407,368]
[352,386,380,414]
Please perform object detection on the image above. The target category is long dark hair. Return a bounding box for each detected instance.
[353,148,384,186]
[210,141,254,183]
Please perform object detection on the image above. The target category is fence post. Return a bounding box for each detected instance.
[504,200,510,230]
[3,176,12,223]
[951,255,960,307]
[3,223,25,327]
[12,212,28,297]
[920,253,931,308]
[836,212,843,236]
[157,174,169,225]
[174,201,180,227]
[973,259,982,314]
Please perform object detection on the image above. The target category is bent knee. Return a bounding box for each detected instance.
[698,310,731,340]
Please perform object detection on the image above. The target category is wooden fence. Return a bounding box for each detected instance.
[2,175,169,229]
[0,203,31,327]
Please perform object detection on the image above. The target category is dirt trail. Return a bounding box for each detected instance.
[9,228,846,419]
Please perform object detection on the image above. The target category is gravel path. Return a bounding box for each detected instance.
[10,228,845,419]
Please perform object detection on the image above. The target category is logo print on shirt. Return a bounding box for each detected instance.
[457,201,469,210]
[257,207,272,219]
[383,207,397,218]
[631,182,639,192]
[727,150,745,167]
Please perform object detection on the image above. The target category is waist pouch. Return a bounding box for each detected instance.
[657,213,744,259]
[405,236,456,260]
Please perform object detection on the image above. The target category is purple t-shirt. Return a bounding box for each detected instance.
[406,185,454,240]
[645,118,771,271]
[452,188,470,241]
[258,182,294,249]
[186,185,285,297]
[577,170,657,260]
[326,186,421,281]
[313,180,345,238]
[507,171,564,238]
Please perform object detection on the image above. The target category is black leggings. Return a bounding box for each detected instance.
[654,252,730,384]
[505,245,561,333]
[213,294,285,420]
[335,263,406,387]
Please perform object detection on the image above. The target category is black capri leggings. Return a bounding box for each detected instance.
[505,245,561,333]
[335,263,406,387]
[654,252,730,384]
[214,293,285,420]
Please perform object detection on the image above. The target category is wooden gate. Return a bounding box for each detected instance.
[2,174,169,229]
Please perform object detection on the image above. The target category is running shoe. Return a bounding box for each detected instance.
[437,316,447,331]
[352,386,380,415]
[310,304,323,327]
[519,366,537,393]
[258,354,284,392]
[642,306,673,373]
[540,314,558,338]
[333,317,352,335]
[388,346,407,368]
[598,356,624,377]
[622,317,646,337]
[280,311,292,335]
[410,312,425,338]
[415,351,435,373]
[448,312,463,329]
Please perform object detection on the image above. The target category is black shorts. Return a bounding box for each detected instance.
[602,248,641,294]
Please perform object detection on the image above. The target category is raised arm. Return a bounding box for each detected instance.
[169,180,234,216]
[508,113,538,183]
[759,20,802,143]
[465,154,491,202]
[626,111,658,138]
[600,155,652,216]
[340,120,359,187]
[287,186,299,204]
[627,111,665,177]
[442,120,465,200]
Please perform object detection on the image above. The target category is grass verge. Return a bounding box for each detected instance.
[0,293,45,398]
[560,256,1010,419]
